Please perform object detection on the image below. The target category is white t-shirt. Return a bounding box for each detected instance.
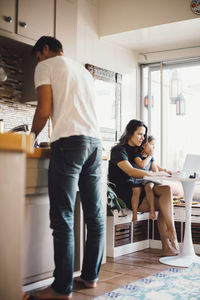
[34,56,100,142]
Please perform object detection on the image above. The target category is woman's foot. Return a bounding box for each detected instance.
[28,286,72,299]
[162,247,180,256]
[162,241,180,256]
[165,229,179,251]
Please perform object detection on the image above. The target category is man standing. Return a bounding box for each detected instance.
[29,36,104,300]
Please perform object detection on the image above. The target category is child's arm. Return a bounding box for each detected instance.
[151,161,159,172]
[134,155,153,169]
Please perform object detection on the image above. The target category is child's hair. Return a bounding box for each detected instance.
[138,135,155,155]
[147,135,155,143]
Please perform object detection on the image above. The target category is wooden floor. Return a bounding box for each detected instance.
[26,248,181,299]
[71,248,174,299]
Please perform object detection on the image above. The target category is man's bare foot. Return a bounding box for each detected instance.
[132,213,138,222]
[74,276,97,288]
[28,286,72,299]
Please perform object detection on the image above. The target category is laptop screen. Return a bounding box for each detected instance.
[182,154,200,176]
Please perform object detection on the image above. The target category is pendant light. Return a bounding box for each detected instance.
[169,70,181,104]
[176,93,185,115]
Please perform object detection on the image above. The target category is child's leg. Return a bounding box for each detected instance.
[144,182,156,220]
[131,187,142,222]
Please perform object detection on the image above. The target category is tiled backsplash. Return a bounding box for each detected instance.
[0,47,23,102]
[0,41,48,142]
[0,101,48,143]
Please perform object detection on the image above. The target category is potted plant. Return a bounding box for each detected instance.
[107,181,127,217]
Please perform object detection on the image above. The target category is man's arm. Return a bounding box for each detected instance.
[31,85,53,139]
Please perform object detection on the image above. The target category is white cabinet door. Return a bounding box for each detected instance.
[0,0,16,33]
[17,0,54,41]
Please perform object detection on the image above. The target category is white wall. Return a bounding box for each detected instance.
[98,0,198,37]
[76,0,138,130]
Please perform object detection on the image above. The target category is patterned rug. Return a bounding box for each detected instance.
[94,263,200,300]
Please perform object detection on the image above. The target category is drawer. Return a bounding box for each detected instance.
[115,223,131,247]
[133,220,148,242]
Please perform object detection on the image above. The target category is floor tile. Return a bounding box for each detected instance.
[25,248,174,299]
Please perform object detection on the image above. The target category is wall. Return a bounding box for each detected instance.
[98,0,198,37]
[76,0,138,129]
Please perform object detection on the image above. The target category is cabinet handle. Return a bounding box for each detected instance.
[191,214,200,217]
[20,21,27,28]
[4,16,12,23]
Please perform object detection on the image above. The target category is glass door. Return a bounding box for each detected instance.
[141,60,200,171]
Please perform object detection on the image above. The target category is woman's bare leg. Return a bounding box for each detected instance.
[157,211,179,255]
[138,187,179,255]
[144,182,155,220]
[131,187,142,222]
[153,185,179,251]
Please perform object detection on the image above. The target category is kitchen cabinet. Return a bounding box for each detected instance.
[17,0,54,41]
[23,154,108,288]
[0,0,54,42]
[24,157,85,284]
[0,0,16,33]
[0,133,34,300]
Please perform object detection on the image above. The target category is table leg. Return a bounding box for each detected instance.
[159,181,200,267]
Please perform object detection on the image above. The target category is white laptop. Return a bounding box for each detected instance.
[181,154,200,177]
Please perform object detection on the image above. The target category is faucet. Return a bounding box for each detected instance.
[9,124,29,132]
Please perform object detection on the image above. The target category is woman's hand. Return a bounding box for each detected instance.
[163,168,172,175]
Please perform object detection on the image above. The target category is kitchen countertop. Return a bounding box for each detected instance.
[0,132,34,153]
[26,147,50,158]
[0,133,109,159]
[27,148,109,159]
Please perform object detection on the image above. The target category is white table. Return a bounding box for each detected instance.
[144,175,200,267]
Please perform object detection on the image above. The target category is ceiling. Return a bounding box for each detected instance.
[100,18,200,53]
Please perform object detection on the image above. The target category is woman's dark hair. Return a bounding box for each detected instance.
[31,36,63,57]
[117,119,148,147]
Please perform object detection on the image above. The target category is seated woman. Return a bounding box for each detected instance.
[108,119,179,256]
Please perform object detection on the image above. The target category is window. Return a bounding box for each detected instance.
[85,64,122,151]
[141,59,200,171]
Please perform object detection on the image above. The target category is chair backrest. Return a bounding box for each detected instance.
[182,154,200,177]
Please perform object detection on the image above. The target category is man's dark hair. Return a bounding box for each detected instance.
[31,36,63,57]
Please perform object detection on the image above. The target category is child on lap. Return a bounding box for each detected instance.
[131,135,171,222]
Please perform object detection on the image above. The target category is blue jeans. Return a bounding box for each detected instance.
[48,135,104,295]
